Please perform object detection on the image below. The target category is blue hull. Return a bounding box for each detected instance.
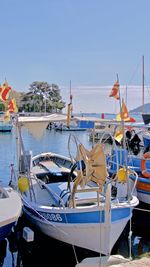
[0,124,12,132]
[143,136,150,148]
[0,222,15,241]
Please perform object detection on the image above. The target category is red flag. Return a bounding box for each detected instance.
[8,98,18,113]
[116,99,136,122]
[0,81,11,102]
[109,80,120,100]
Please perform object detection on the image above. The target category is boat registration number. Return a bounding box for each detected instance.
[39,212,63,222]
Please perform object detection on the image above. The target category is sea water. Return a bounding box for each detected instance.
[0,114,149,267]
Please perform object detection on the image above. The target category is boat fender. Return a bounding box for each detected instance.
[141,152,150,178]
[117,168,127,183]
[18,176,29,193]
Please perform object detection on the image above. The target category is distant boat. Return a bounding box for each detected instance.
[55,80,86,131]
[0,121,13,132]
[55,124,87,131]
[142,113,150,125]
[0,112,13,132]
[88,124,115,143]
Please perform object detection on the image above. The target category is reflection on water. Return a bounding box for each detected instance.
[0,240,7,267]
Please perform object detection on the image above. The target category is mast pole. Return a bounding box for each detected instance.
[142,55,144,113]
[125,85,127,105]
[66,80,72,128]
[70,80,73,117]
[70,80,72,104]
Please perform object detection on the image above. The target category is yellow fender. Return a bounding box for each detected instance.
[18,176,29,193]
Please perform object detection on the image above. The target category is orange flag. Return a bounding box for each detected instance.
[0,81,11,102]
[116,99,136,122]
[109,80,120,100]
[8,98,18,113]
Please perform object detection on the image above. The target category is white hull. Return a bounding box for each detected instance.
[0,187,22,241]
[23,206,131,254]
[138,192,150,204]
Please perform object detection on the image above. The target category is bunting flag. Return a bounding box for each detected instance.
[116,99,136,122]
[109,80,120,100]
[4,110,10,122]
[8,98,18,113]
[0,80,11,102]
[114,127,124,143]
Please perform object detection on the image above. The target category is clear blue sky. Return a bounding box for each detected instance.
[0,0,150,113]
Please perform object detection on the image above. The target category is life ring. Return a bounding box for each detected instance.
[141,152,150,178]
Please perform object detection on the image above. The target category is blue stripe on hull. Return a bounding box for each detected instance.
[137,189,150,195]
[0,222,15,241]
[24,205,131,224]
[130,175,150,184]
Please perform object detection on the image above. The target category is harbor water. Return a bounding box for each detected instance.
[0,122,149,266]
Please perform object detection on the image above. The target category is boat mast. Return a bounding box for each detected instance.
[66,80,73,128]
[70,80,72,104]
[142,55,144,113]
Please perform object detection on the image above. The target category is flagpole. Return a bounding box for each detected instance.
[70,80,72,105]
[66,80,72,128]
[70,80,73,117]
[117,74,122,116]
[117,75,130,199]
[117,75,127,166]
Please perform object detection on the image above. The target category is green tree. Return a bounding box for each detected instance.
[20,81,65,113]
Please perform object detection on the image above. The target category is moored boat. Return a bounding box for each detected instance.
[0,112,13,132]
[0,121,13,132]
[107,147,150,205]
[0,186,22,241]
[15,121,139,255]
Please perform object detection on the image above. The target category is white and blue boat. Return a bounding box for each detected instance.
[21,178,138,254]
[0,121,13,132]
[0,186,22,241]
[0,112,13,132]
[17,140,139,255]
